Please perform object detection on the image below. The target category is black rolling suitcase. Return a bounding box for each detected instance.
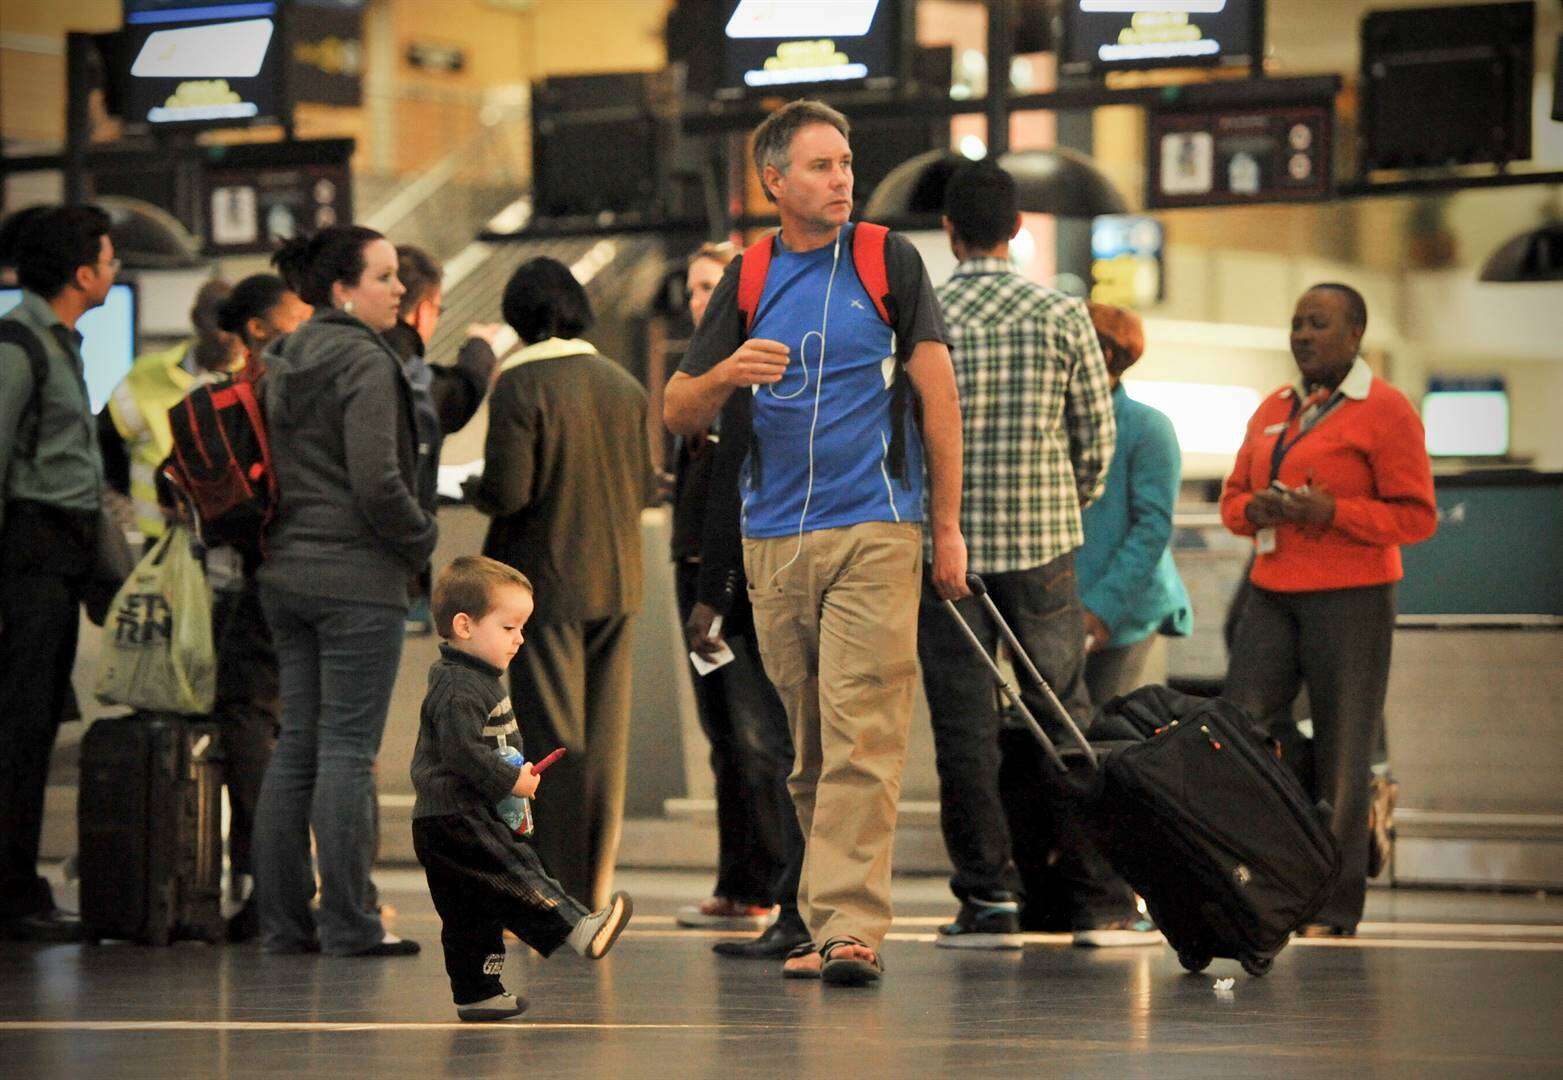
[78,713,224,945]
[944,575,1340,976]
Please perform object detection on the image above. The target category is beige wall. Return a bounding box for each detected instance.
[0,0,119,145]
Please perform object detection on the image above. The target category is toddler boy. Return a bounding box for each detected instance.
[412,555,632,1021]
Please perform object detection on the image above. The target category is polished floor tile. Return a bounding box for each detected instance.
[1,870,1559,1079]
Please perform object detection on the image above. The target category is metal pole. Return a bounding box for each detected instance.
[985,0,1014,156]
[64,33,93,205]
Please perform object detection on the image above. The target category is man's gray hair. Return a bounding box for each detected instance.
[750,99,851,204]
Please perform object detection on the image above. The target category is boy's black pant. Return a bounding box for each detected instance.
[413,811,591,1004]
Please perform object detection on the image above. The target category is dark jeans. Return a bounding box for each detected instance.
[676,560,800,909]
[1225,582,1395,931]
[254,584,407,954]
[414,811,589,1005]
[1084,636,1158,708]
[918,552,1135,925]
[211,583,279,881]
[508,614,636,911]
[0,503,92,919]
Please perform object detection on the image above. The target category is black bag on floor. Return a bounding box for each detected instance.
[943,575,1341,976]
[78,713,224,945]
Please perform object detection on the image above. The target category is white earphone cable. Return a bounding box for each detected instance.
[765,232,842,588]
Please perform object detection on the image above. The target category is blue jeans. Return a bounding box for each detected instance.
[254,585,407,954]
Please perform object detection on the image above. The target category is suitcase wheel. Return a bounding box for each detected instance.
[1239,953,1273,977]
[1178,951,1212,973]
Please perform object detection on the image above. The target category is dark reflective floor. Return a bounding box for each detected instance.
[2,869,1559,1079]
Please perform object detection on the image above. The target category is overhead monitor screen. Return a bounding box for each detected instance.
[720,0,897,95]
[1422,378,1510,458]
[1061,1,1262,75]
[0,284,138,413]
[122,2,284,127]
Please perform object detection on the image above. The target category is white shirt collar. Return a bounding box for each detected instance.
[1291,356,1372,401]
[499,337,596,373]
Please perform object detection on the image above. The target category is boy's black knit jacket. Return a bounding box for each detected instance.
[411,643,525,819]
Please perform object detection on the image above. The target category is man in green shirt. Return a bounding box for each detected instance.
[0,204,117,942]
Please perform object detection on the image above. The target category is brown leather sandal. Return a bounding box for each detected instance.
[820,936,883,987]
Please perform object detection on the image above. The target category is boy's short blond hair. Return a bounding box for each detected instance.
[432,556,533,639]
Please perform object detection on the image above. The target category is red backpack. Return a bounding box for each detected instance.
[736,221,895,333]
[162,360,276,563]
[734,221,915,479]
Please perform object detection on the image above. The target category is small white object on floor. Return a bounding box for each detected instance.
[1213,977,1235,991]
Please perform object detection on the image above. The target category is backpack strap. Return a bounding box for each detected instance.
[849,222,896,328]
[736,233,777,336]
[0,318,52,460]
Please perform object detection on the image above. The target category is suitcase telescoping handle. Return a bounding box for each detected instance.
[942,573,1098,775]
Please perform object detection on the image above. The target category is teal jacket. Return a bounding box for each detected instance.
[1078,385,1192,648]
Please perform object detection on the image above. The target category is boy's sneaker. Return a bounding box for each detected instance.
[457,992,527,1022]
[935,896,1024,950]
[675,897,776,930]
[571,891,633,959]
[1072,917,1164,948]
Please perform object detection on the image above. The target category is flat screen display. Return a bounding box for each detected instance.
[122,2,285,127]
[1422,378,1510,458]
[720,0,898,95]
[1091,215,1164,308]
[1061,1,1262,75]
[0,284,139,413]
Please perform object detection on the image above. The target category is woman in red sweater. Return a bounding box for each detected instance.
[1220,282,1436,936]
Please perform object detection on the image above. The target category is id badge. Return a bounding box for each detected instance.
[1256,528,1277,555]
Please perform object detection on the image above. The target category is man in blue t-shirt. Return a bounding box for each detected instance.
[665,99,969,987]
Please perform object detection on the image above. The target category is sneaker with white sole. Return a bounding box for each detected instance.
[457,992,527,1022]
[1072,917,1164,947]
[675,897,776,930]
[571,891,633,959]
[935,897,1025,950]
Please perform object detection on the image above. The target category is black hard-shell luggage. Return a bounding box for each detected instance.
[78,713,224,945]
[944,575,1341,976]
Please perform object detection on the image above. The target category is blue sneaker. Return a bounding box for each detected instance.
[935,896,1024,950]
[1072,917,1164,947]
[405,597,433,636]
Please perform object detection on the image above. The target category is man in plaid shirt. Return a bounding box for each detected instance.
[919,161,1157,949]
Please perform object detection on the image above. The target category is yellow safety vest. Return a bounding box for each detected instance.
[107,342,197,542]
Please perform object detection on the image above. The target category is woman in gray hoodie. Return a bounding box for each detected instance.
[254,226,436,956]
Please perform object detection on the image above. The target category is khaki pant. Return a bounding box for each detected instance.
[743,521,922,950]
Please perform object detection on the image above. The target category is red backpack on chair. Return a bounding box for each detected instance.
[162,360,276,564]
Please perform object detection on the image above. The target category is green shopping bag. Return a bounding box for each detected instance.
[94,525,216,714]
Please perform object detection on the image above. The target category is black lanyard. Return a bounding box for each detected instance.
[1269,388,1344,484]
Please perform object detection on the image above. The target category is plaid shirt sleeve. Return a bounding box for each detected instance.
[1060,298,1116,509]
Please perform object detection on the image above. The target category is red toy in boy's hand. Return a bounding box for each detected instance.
[532,748,567,774]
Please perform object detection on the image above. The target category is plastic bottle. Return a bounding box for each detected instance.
[494,744,534,836]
